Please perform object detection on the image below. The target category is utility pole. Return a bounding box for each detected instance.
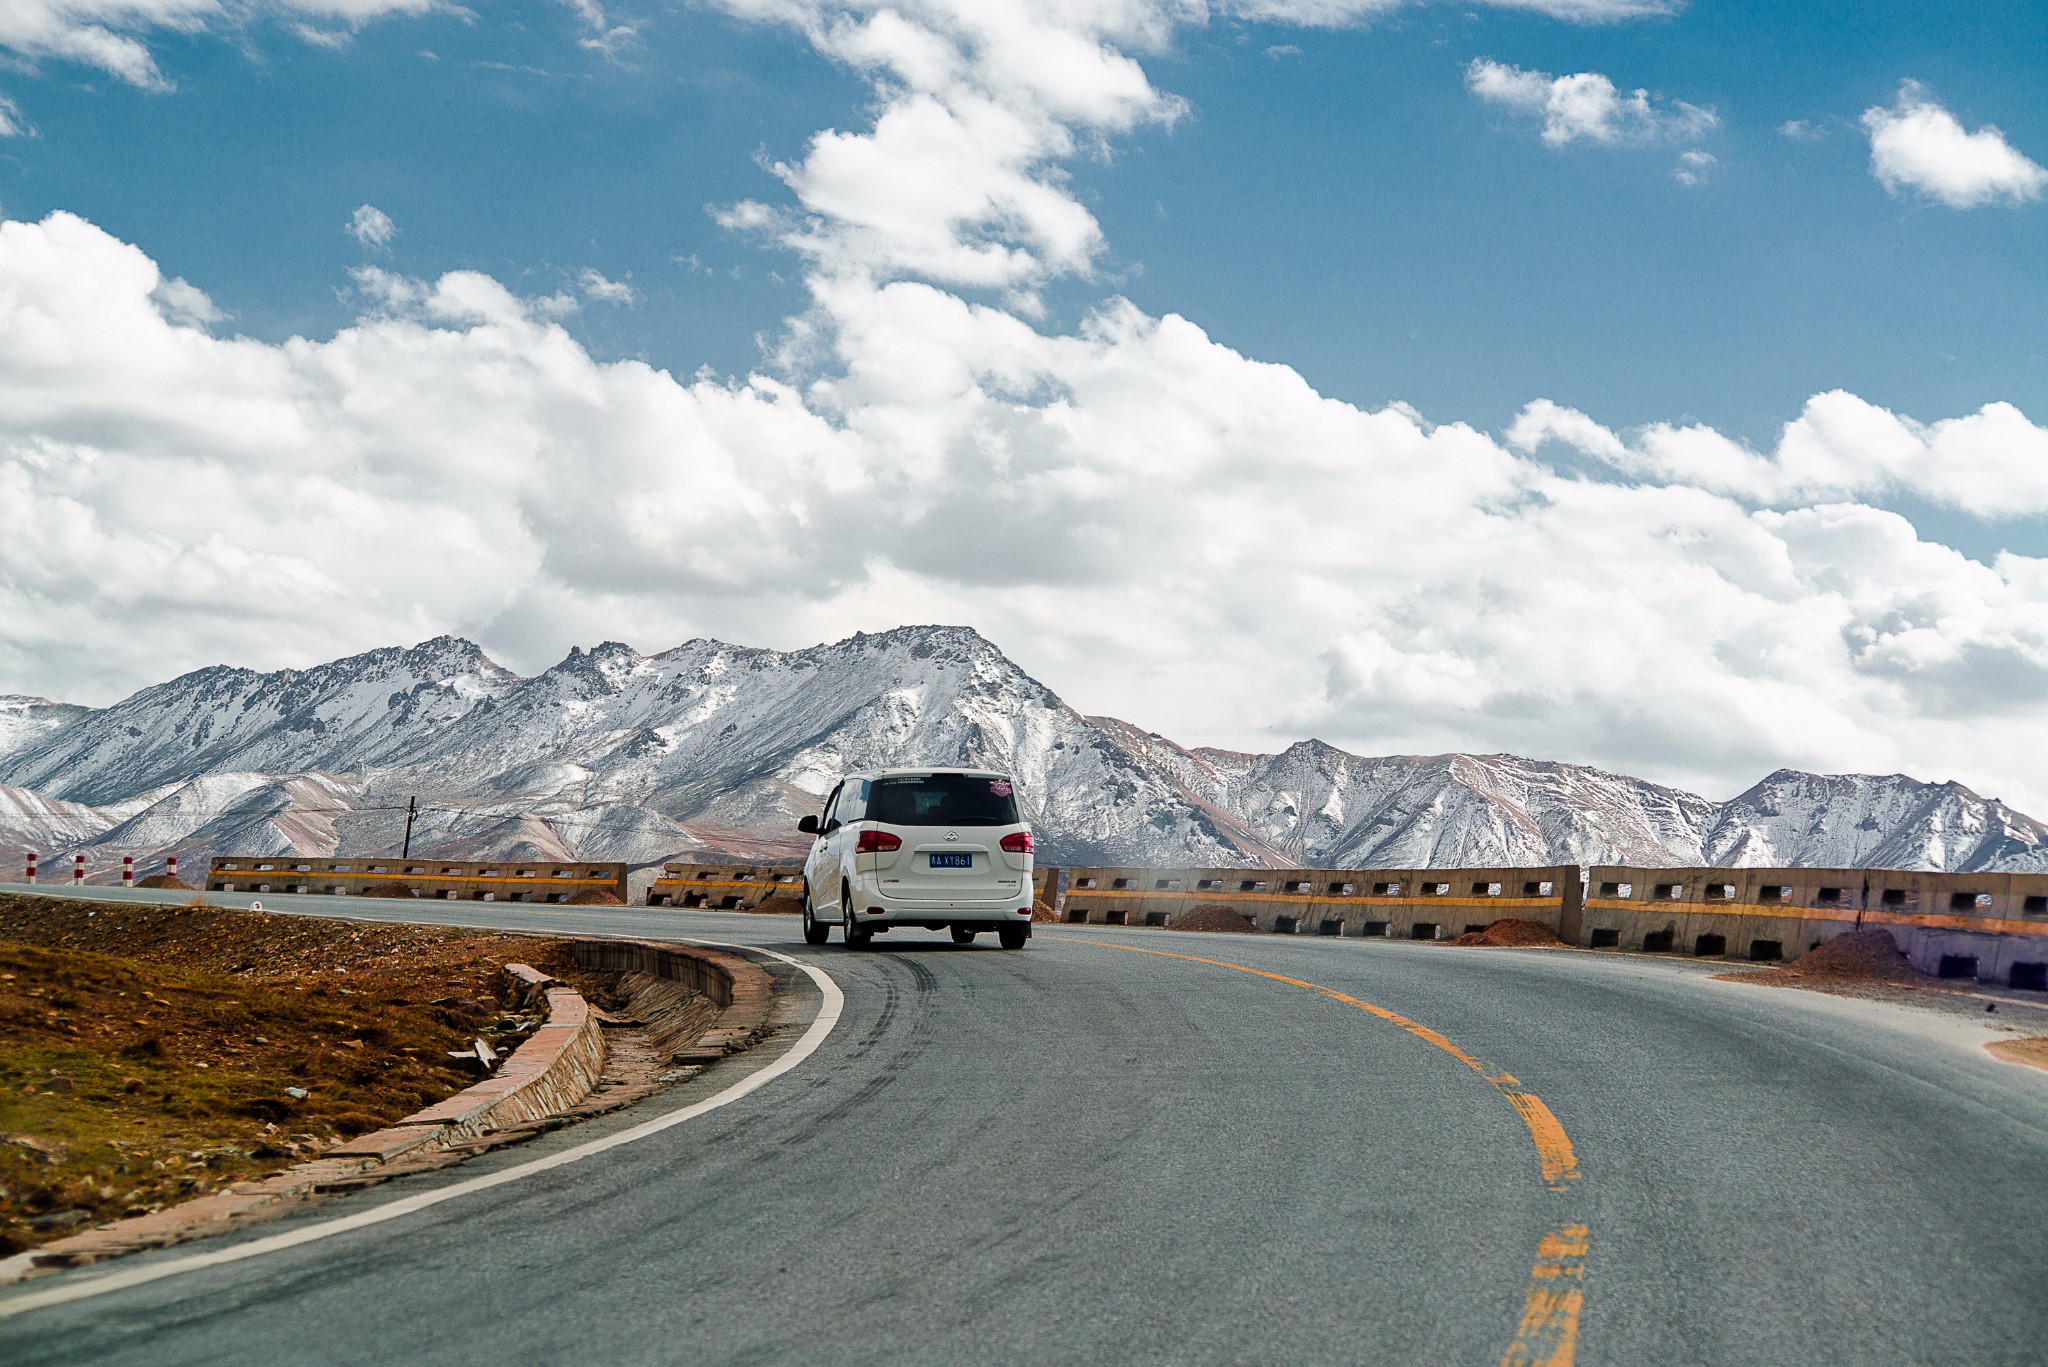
[402,796,418,859]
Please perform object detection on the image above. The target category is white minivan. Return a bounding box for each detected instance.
[798,768,1035,949]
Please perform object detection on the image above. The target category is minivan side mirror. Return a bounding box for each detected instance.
[797,814,820,835]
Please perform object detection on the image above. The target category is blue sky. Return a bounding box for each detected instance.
[3,0,2048,807]
[7,1,2042,447]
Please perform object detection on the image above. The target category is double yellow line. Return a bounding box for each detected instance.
[1066,939,1587,1367]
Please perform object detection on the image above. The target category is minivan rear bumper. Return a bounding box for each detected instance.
[849,882,1033,927]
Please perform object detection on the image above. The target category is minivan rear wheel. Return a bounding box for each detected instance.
[950,926,977,945]
[997,925,1028,950]
[843,883,872,949]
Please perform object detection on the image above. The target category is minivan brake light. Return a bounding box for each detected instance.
[855,830,902,854]
[999,831,1034,853]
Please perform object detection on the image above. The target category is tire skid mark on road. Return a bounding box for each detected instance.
[776,956,945,1142]
[1059,937,1590,1367]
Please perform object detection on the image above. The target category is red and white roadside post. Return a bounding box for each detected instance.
[166,855,179,884]
[122,855,135,888]
[24,852,35,884]
[72,854,85,886]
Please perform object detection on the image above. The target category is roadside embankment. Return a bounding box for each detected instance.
[0,897,777,1277]
[0,895,595,1257]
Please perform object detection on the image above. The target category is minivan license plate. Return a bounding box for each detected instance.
[929,853,973,869]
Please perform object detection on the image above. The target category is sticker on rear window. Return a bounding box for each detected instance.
[989,780,1012,796]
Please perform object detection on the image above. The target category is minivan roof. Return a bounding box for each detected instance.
[852,766,1009,780]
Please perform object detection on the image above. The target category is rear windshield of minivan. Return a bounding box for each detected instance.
[867,774,1020,827]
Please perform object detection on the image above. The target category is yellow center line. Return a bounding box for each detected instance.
[1061,935,1589,1367]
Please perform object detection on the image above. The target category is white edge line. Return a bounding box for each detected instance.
[0,938,844,1320]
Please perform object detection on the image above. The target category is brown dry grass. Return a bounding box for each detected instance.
[0,894,596,1256]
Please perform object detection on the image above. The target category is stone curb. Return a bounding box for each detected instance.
[564,940,775,1059]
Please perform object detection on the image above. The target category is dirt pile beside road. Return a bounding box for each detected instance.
[566,889,625,906]
[134,875,193,891]
[358,881,418,900]
[1169,905,1262,934]
[1449,919,1570,948]
[1721,928,1932,990]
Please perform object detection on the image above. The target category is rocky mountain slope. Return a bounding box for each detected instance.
[2,626,2044,875]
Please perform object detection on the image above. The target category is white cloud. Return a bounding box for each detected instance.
[1466,58,1716,147]
[577,268,637,304]
[1507,392,2048,520]
[0,95,30,137]
[148,274,222,326]
[1224,0,1679,20]
[1861,81,2046,209]
[0,0,439,88]
[1672,148,1714,185]
[10,207,2048,815]
[347,203,397,251]
[1778,118,1825,141]
[561,0,636,59]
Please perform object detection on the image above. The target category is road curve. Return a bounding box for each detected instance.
[2,887,2046,1365]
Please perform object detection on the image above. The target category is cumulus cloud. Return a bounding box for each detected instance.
[1466,58,1716,147]
[1861,81,2046,209]
[711,1,1183,306]
[347,203,397,251]
[1508,393,2048,520]
[10,207,2048,812]
[8,0,2048,816]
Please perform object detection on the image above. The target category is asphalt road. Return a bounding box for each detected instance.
[3,884,2046,1365]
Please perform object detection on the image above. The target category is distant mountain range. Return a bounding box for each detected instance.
[3,625,2046,877]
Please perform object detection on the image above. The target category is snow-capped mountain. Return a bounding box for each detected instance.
[0,696,89,762]
[2,626,2044,875]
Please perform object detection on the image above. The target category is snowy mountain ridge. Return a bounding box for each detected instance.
[2,626,2044,875]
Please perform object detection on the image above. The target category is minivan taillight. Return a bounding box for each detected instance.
[1000,831,1034,853]
[855,830,901,854]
